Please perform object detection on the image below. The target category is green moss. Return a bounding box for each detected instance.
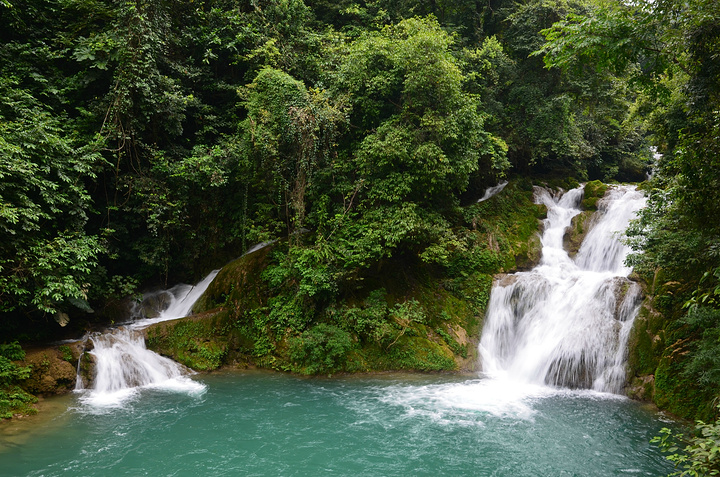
[345,335,456,372]
[146,311,231,371]
[193,245,272,314]
[462,180,546,273]
[581,180,608,210]
[627,307,659,376]
[563,211,593,257]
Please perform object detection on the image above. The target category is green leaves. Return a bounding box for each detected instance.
[337,16,507,209]
[653,407,720,476]
[0,79,104,315]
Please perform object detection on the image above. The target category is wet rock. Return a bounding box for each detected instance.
[563,211,595,257]
[626,375,655,401]
[495,274,518,287]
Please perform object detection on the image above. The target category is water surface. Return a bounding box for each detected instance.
[1,371,674,476]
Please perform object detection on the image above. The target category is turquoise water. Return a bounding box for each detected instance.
[1,371,675,476]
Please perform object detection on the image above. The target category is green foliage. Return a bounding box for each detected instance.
[0,342,35,419]
[0,342,31,387]
[336,16,508,209]
[679,306,720,393]
[0,386,38,420]
[0,78,105,315]
[436,327,467,358]
[58,345,74,363]
[653,408,720,476]
[289,323,354,374]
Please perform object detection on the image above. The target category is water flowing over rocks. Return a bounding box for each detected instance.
[480,184,646,393]
[74,271,219,407]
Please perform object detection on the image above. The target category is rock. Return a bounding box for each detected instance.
[581,180,608,210]
[626,375,655,401]
[514,232,543,270]
[495,274,518,287]
[563,210,595,257]
[21,347,79,394]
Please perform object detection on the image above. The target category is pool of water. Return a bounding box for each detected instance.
[1,371,675,476]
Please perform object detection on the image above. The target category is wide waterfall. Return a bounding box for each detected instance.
[77,270,219,407]
[479,185,646,393]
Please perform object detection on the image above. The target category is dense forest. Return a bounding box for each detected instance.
[1,0,719,436]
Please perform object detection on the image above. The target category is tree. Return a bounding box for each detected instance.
[335,16,508,210]
[0,79,104,317]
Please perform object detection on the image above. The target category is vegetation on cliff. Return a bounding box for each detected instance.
[147,180,546,375]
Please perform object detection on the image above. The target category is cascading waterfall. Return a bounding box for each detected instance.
[478,180,509,202]
[479,185,646,393]
[77,270,219,407]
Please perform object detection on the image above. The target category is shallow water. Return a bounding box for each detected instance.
[1,371,674,476]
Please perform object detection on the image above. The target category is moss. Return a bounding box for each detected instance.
[626,304,661,376]
[146,311,231,371]
[345,335,456,372]
[581,180,608,210]
[463,180,547,273]
[563,210,593,257]
[193,245,272,314]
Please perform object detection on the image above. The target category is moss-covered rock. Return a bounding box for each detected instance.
[563,210,594,257]
[20,345,80,395]
[146,311,232,371]
[581,180,608,210]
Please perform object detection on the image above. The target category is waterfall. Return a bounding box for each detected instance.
[479,185,646,393]
[78,270,218,407]
[478,180,509,202]
[129,269,220,328]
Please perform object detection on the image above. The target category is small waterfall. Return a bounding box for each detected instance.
[78,270,218,407]
[478,180,509,202]
[129,269,219,328]
[479,185,646,393]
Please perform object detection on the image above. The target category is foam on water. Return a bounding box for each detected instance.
[76,270,218,409]
[376,376,626,427]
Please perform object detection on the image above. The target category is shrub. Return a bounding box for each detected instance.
[289,324,353,375]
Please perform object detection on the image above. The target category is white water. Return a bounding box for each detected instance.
[477,180,509,202]
[129,269,220,328]
[479,185,646,394]
[77,270,219,407]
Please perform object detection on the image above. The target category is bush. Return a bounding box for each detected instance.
[652,407,720,476]
[0,342,36,419]
[289,324,354,375]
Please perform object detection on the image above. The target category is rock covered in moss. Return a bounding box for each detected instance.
[20,345,80,394]
[563,211,594,258]
[581,180,608,210]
